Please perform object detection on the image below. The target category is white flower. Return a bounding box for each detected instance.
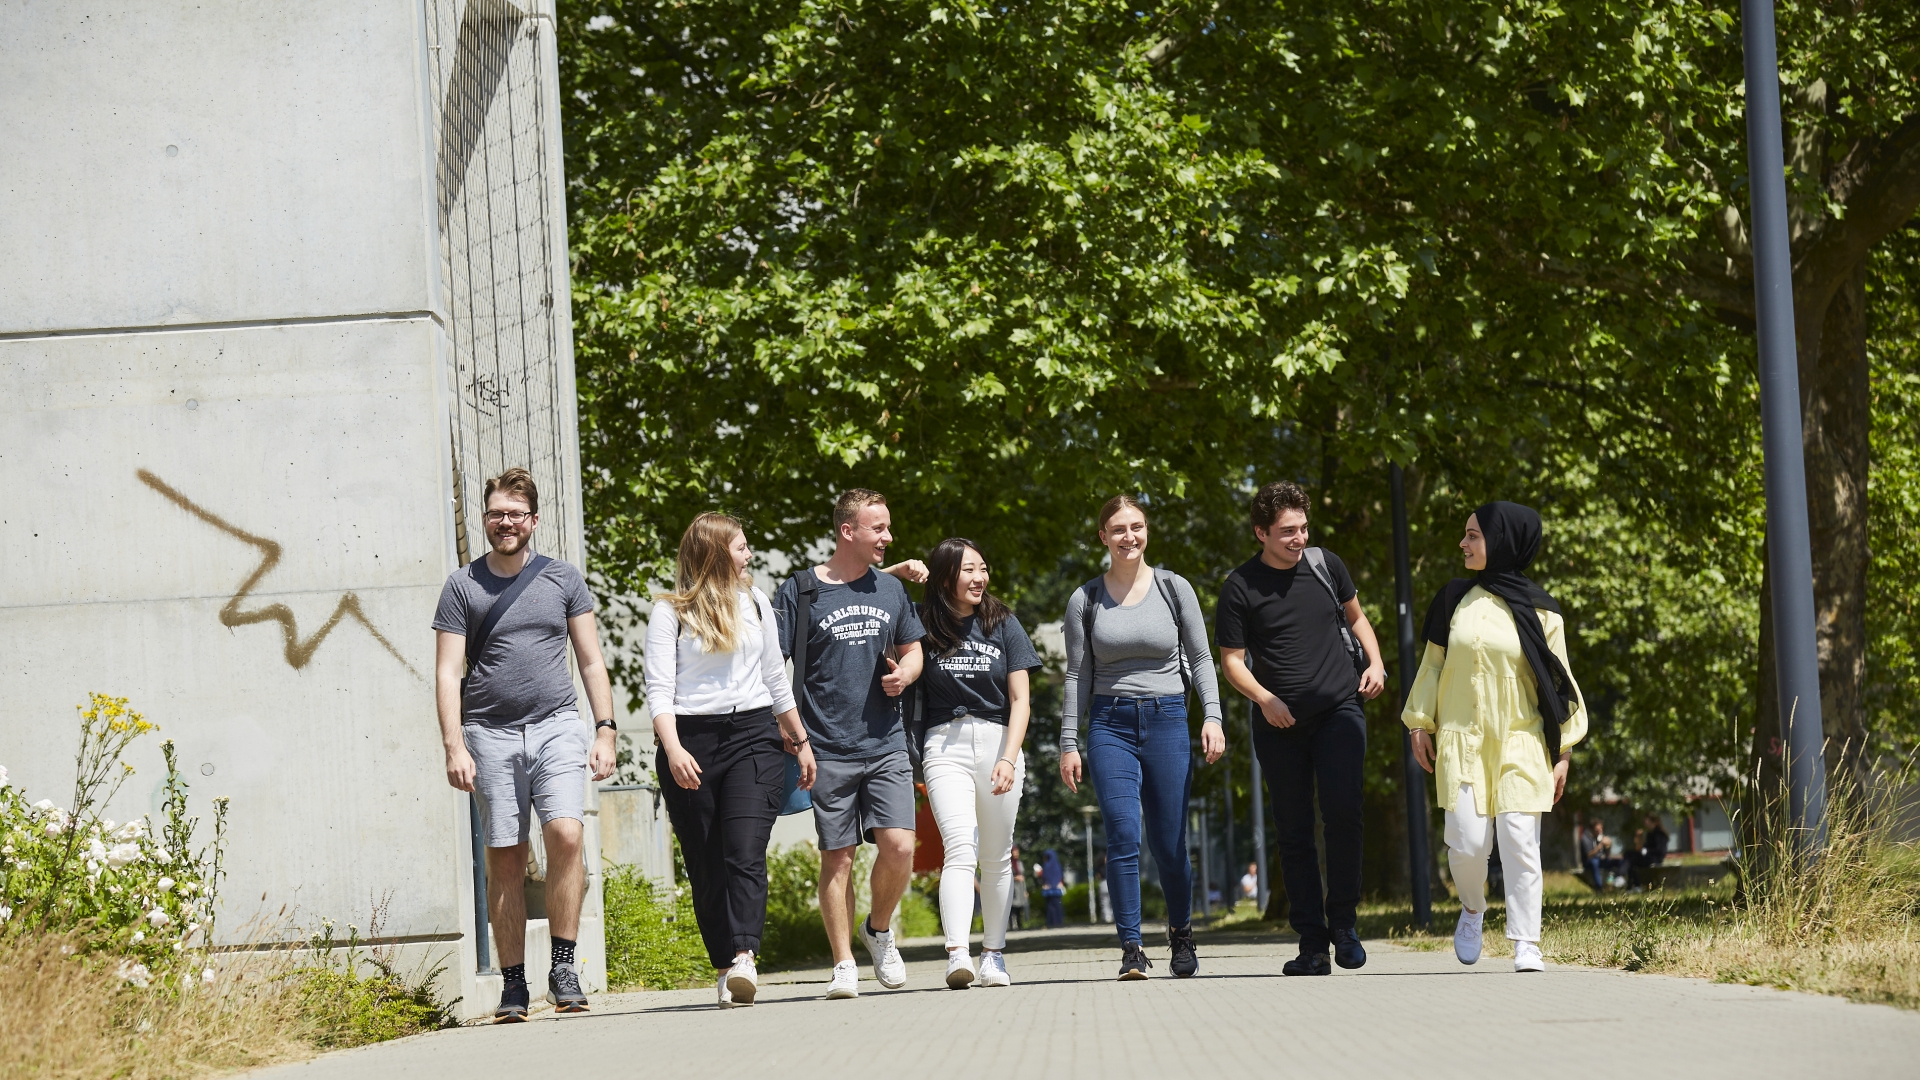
[102,818,116,832]
[0,764,9,788]
[116,960,152,988]
[86,859,100,873]
[153,849,171,865]
[130,930,144,944]
[44,820,64,838]
[0,905,11,923]
[146,907,171,927]
[88,837,108,862]
[31,798,54,813]
[112,821,146,842]
[157,877,175,891]
[201,967,216,985]
[172,941,183,952]
[106,843,142,868]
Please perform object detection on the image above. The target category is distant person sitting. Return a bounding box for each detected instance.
[1579,820,1621,890]
[1240,862,1259,908]
[1627,814,1670,889]
[1040,849,1066,928]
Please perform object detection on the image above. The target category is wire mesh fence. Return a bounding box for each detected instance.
[428,0,573,566]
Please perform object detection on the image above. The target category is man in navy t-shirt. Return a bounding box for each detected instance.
[1217,481,1386,977]
[773,489,926,999]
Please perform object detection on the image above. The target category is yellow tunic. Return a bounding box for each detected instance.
[1400,586,1587,816]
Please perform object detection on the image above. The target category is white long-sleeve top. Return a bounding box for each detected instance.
[643,587,798,718]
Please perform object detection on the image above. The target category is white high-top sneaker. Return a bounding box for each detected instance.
[1514,941,1546,972]
[1454,908,1485,965]
[977,949,1012,987]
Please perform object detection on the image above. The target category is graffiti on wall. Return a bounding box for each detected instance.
[137,470,421,678]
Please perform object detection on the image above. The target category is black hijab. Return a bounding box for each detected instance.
[1419,501,1581,764]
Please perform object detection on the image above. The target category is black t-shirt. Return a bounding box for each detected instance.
[920,612,1043,726]
[1215,551,1359,722]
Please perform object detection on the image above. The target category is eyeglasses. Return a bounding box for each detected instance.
[484,510,533,525]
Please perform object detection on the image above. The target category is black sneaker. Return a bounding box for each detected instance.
[1282,948,1331,977]
[1168,924,1198,978]
[1118,942,1153,981]
[1333,929,1367,970]
[547,961,589,1013]
[493,981,529,1023]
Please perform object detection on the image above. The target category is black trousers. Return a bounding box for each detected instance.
[656,706,785,968]
[1251,696,1367,952]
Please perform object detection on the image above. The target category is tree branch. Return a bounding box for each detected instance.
[1793,112,1920,307]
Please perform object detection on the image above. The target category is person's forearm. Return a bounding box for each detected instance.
[435,666,464,749]
[580,658,615,722]
[775,707,806,744]
[653,713,684,755]
[1004,703,1030,766]
[1221,651,1274,704]
[1352,613,1384,667]
[897,645,924,685]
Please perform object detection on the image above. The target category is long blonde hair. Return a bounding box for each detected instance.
[662,512,750,653]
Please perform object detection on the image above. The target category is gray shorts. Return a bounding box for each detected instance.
[463,710,590,848]
[810,750,916,851]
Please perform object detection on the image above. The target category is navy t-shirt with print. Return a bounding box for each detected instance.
[920,613,1043,726]
[773,568,927,761]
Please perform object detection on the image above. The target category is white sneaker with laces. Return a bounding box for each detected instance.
[826,959,859,999]
[1514,941,1546,972]
[977,950,1012,987]
[860,919,908,989]
[945,950,977,989]
[716,969,735,1009]
[1454,908,1485,966]
[725,954,758,1005]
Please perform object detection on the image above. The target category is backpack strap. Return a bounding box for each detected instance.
[1303,547,1366,668]
[789,569,819,710]
[1076,580,1103,723]
[466,554,552,667]
[1152,568,1195,702]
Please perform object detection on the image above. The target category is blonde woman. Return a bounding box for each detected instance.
[1402,501,1586,973]
[1060,496,1225,980]
[645,513,815,1007]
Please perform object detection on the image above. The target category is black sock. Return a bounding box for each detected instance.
[502,963,526,988]
[552,936,576,968]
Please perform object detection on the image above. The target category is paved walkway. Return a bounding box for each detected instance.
[252,927,1920,1079]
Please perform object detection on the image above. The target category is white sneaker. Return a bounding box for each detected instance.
[716,969,735,1009]
[977,950,1012,987]
[1514,941,1545,973]
[826,959,859,999]
[859,919,907,989]
[1454,908,1484,966]
[945,950,977,990]
[725,954,758,1005]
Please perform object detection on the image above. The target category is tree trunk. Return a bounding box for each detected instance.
[1800,259,1874,794]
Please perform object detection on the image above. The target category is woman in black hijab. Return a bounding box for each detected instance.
[1401,502,1586,973]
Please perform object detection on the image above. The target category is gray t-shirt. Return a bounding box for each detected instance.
[1060,570,1222,752]
[432,555,595,726]
[773,567,927,762]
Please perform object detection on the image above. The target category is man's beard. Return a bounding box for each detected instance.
[491,531,527,555]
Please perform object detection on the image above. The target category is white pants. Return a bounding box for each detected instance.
[1444,782,1543,943]
[922,716,1026,951]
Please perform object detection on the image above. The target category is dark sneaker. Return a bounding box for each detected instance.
[546,961,589,1013]
[1118,942,1153,981]
[493,981,529,1023]
[1333,929,1367,970]
[1168,924,1198,978]
[1282,948,1332,977]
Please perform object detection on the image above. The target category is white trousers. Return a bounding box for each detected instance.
[922,716,1026,951]
[1444,782,1543,943]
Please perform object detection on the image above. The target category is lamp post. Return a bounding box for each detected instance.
[1080,805,1098,924]
[1249,703,1269,912]
[1391,464,1433,926]
[1742,0,1827,846]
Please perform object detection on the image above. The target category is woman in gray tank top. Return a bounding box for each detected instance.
[1061,496,1224,979]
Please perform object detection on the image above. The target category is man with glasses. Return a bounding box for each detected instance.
[433,467,617,1022]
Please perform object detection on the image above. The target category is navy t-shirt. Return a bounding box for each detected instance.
[773,568,927,761]
[921,612,1043,726]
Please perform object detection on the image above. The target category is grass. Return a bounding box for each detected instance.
[1203,788,1920,1012]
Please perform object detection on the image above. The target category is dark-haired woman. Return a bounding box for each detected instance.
[1402,502,1587,973]
[1061,495,1225,980]
[917,538,1042,989]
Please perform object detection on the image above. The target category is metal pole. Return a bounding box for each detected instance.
[1198,804,1213,920]
[1080,806,1097,923]
[1392,464,1434,926]
[469,794,494,973]
[1222,762,1236,909]
[1742,0,1827,846]
[1249,702,1269,912]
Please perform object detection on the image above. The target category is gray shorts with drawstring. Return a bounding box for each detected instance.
[463,709,589,847]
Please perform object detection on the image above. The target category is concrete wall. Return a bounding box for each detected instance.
[0,1,594,1019]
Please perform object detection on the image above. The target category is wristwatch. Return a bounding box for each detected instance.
[595,719,618,732]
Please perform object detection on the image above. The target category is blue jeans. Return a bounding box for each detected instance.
[1087,694,1193,944]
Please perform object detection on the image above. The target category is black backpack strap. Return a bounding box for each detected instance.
[466,554,551,666]
[1152,568,1194,701]
[1304,547,1365,668]
[1077,580,1103,724]
[789,570,818,712]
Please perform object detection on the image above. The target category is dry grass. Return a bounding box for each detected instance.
[1,931,310,1080]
